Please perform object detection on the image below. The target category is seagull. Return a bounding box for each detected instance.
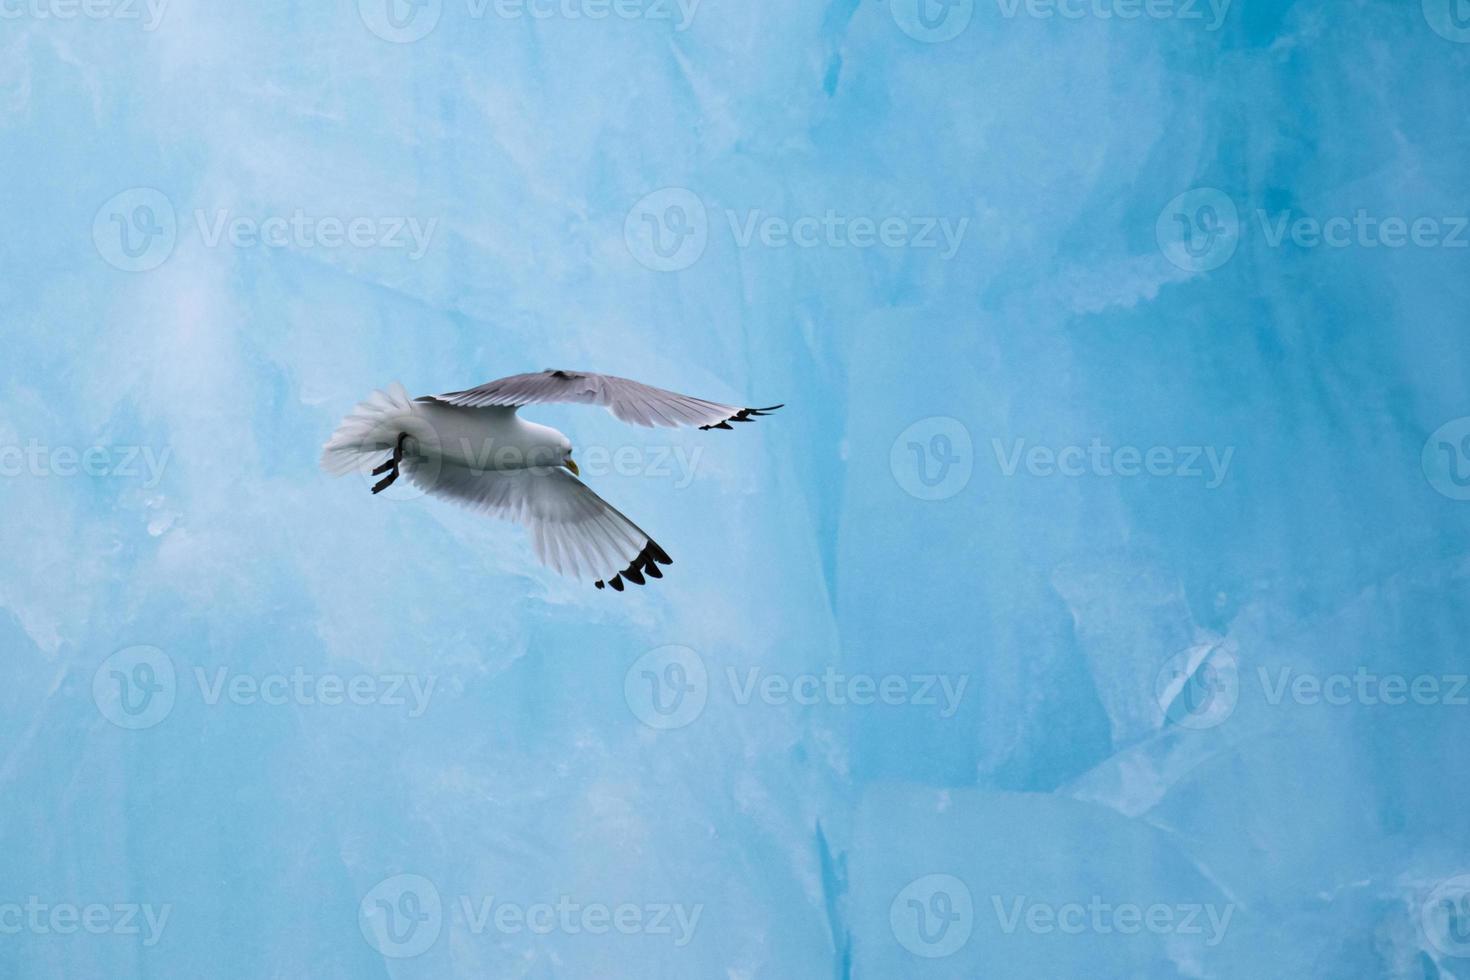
[320,370,782,591]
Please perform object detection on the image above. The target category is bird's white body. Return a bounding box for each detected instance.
[410,401,571,473]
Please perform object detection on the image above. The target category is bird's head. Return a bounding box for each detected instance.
[560,437,578,476]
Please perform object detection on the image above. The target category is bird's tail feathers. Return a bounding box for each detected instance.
[320,382,419,476]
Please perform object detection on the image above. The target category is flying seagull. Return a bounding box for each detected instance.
[321,370,781,591]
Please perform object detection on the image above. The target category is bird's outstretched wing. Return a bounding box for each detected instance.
[405,458,672,591]
[423,370,782,431]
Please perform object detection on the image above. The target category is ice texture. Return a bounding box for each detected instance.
[2,0,1469,977]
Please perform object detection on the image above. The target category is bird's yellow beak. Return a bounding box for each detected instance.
[564,456,579,476]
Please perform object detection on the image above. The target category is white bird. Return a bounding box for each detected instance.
[321,370,782,591]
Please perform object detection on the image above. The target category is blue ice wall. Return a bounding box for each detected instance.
[3,0,1470,977]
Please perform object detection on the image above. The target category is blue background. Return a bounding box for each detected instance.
[4,0,1470,976]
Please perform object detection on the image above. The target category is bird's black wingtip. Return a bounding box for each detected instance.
[699,404,784,431]
[594,540,672,592]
